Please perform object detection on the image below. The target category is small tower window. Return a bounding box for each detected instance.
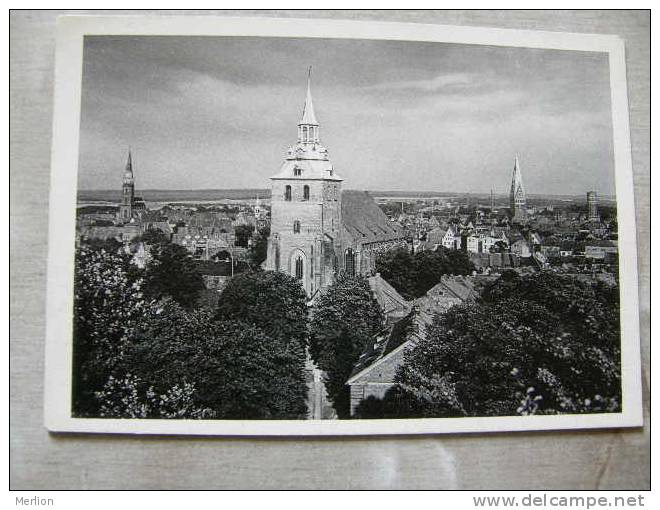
[294,167,302,176]
[293,220,301,234]
[295,257,303,280]
[285,185,292,201]
[303,185,310,201]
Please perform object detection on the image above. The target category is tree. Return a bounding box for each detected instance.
[489,240,509,253]
[309,273,384,417]
[376,246,474,299]
[369,272,621,418]
[248,226,270,267]
[135,228,170,246]
[94,374,215,419]
[143,242,205,309]
[72,246,147,416]
[121,302,308,419]
[82,236,124,255]
[215,270,308,349]
[234,224,255,248]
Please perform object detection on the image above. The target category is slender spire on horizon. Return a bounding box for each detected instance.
[509,153,527,223]
[124,148,134,184]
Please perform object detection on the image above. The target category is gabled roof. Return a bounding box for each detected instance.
[422,275,481,302]
[348,309,432,384]
[368,273,412,320]
[341,190,405,244]
[428,226,448,238]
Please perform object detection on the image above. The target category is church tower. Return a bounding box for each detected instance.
[118,150,135,223]
[265,69,343,297]
[587,191,600,222]
[509,154,527,224]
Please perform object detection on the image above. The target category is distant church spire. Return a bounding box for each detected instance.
[298,67,319,143]
[119,148,136,223]
[124,149,134,184]
[509,154,527,223]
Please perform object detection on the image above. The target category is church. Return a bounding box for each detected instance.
[509,154,527,224]
[116,150,146,224]
[265,71,406,297]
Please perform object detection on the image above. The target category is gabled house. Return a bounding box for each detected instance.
[347,274,495,416]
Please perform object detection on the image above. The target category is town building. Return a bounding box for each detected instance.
[347,274,497,416]
[265,71,406,296]
[511,238,533,258]
[584,239,618,261]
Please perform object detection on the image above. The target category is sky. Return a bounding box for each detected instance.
[77,35,616,196]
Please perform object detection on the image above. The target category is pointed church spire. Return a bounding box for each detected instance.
[511,154,524,192]
[509,153,527,223]
[300,66,318,126]
[124,148,134,184]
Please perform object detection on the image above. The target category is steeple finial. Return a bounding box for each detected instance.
[511,154,523,190]
[299,66,318,126]
[509,153,527,223]
[124,148,134,184]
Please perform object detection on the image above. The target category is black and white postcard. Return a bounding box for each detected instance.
[44,16,642,435]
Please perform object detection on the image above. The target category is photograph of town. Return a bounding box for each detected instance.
[71,34,623,423]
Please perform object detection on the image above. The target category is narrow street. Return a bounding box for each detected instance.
[305,356,337,420]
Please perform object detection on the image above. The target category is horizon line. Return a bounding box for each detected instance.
[77,188,614,198]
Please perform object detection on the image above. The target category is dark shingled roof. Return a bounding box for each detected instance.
[341,190,404,244]
[350,311,415,379]
[349,309,433,380]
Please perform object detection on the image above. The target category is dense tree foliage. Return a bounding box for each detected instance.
[119,302,308,419]
[215,271,308,349]
[135,228,170,246]
[82,236,124,254]
[73,252,311,419]
[248,226,270,267]
[356,272,621,418]
[143,242,205,309]
[234,224,255,248]
[72,246,147,416]
[95,374,214,419]
[376,246,474,299]
[309,274,384,417]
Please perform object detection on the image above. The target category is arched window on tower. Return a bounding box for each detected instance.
[345,248,356,277]
[293,220,301,234]
[303,185,310,201]
[284,185,292,201]
[294,167,302,176]
[295,256,303,280]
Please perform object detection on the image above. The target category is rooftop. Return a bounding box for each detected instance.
[342,190,405,244]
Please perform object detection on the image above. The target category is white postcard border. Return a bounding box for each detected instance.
[44,15,642,435]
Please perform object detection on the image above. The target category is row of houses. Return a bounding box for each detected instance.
[419,222,618,263]
[348,273,498,416]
